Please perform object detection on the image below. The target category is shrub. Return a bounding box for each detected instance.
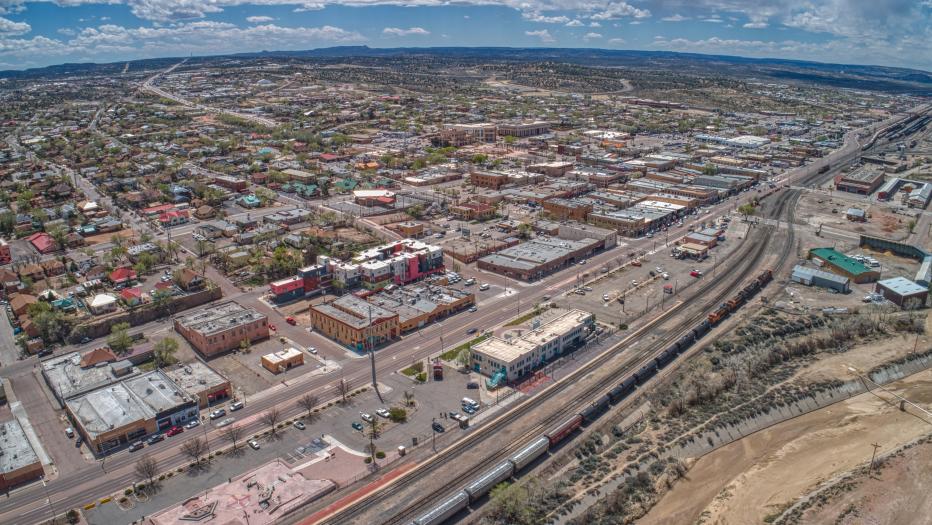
[66,509,80,524]
[124,488,133,496]
[388,407,407,422]
[415,372,427,383]
[375,451,386,459]
[364,457,372,464]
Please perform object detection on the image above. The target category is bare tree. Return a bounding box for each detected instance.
[336,378,349,404]
[402,390,414,407]
[297,393,319,420]
[222,425,244,452]
[134,454,158,492]
[261,407,281,435]
[180,437,208,466]
[366,418,381,462]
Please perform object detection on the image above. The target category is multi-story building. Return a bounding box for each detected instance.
[471,309,594,383]
[497,121,550,138]
[470,170,508,190]
[309,295,400,350]
[439,123,497,146]
[542,198,592,221]
[478,237,602,281]
[173,301,270,357]
[450,202,496,221]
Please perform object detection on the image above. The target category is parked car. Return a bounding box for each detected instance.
[248,439,260,450]
[376,408,390,418]
[184,420,200,430]
[468,306,478,313]
[269,324,277,331]
[209,408,226,420]
[690,270,703,278]
[466,381,480,389]
[79,337,90,344]
[308,347,318,354]
[129,441,145,452]
[147,434,165,445]
[75,437,83,448]
[64,427,75,438]
[462,405,477,415]
[166,426,183,437]
[229,401,244,411]
[285,316,296,325]
[602,293,610,301]
[432,421,445,433]
[478,283,490,291]
[292,421,306,430]
[360,412,374,423]
[216,417,235,428]
[351,422,364,431]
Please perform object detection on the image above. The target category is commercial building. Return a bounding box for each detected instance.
[808,248,880,283]
[439,123,497,146]
[478,237,602,281]
[42,351,138,403]
[65,370,198,454]
[471,310,594,384]
[470,170,508,190]
[367,283,475,332]
[497,121,550,138]
[450,202,496,221]
[542,198,592,221]
[835,171,885,195]
[309,295,400,350]
[261,347,305,374]
[557,222,617,250]
[0,419,43,491]
[790,265,851,293]
[163,361,231,409]
[875,277,928,309]
[174,301,270,357]
[695,134,770,149]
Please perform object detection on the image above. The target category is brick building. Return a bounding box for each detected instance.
[309,295,400,350]
[173,301,270,357]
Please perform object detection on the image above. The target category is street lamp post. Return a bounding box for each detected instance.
[41,480,55,524]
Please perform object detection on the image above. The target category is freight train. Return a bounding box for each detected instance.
[411,268,775,525]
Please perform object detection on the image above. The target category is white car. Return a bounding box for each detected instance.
[376,408,390,418]
[184,420,200,429]
[602,294,610,301]
[360,412,374,423]
[248,439,260,450]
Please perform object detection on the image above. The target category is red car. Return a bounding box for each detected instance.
[690,270,703,278]
[285,316,296,325]
[269,323,277,331]
[166,426,184,437]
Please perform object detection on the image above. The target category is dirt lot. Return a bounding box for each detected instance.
[794,434,932,525]
[795,191,912,240]
[642,354,932,525]
[207,337,320,395]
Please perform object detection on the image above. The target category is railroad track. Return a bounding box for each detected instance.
[320,200,798,525]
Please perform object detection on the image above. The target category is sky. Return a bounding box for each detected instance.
[0,0,930,72]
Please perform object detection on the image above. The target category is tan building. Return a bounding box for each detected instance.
[470,170,508,189]
[261,347,305,374]
[174,301,270,357]
[309,295,399,350]
[439,123,496,147]
[163,361,232,409]
[450,202,496,221]
[395,221,425,238]
[542,198,592,221]
[0,419,43,491]
[497,121,550,138]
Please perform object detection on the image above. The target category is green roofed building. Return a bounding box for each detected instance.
[808,247,880,283]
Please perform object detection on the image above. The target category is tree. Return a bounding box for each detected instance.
[134,455,159,492]
[702,163,718,176]
[336,378,349,403]
[456,349,471,370]
[487,481,537,525]
[738,203,756,220]
[402,390,414,407]
[365,418,381,462]
[297,394,319,420]
[153,337,179,368]
[107,322,133,354]
[261,407,281,435]
[239,338,251,353]
[180,437,208,465]
[221,425,245,452]
[908,219,917,233]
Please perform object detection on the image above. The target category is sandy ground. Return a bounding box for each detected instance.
[797,436,932,525]
[793,331,931,385]
[640,369,932,525]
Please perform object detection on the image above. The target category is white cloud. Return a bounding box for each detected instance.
[0,16,29,35]
[743,21,768,28]
[590,2,651,21]
[589,21,600,27]
[701,17,723,23]
[522,12,569,24]
[525,29,555,43]
[608,37,625,45]
[382,26,430,36]
[565,19,584,27]
[246,15,274,23]
[661,14,688,22]
[583,32,602,41]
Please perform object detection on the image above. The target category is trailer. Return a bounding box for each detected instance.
[412,491,469,525]
[509,436,549,471]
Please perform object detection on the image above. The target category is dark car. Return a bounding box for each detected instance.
[466,328,478,335]
[75,436,83,448]
[351,422,364,431]
[147,434,165,445]
[129,441,145,452]
[432,421,445,433]
[466,381,480,389]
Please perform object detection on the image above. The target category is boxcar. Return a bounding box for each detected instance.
[412,491,469,525]
[464,462,514,501]
[546,415,583,446]
[509,436,549,471]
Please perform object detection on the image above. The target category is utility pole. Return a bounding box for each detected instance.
[868,442,881,477]
[367,306,383,402]
[41,480,55,524]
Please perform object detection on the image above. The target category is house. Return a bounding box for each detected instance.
[80,347,118,368]
[194,205,216,219]
[158,209,189,227]
[237,195,261,208]
[25,232,56,254]
[10,294,37,316]
[18,263,45,282]
[120,287,143,306]
[40,259,65,276]
[88,294,118,315]
[109,267,137,285]
[177,268,205,291]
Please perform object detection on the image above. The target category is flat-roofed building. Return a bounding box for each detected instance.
[173,301,270,357]
[478,237,601,281]
[309,295,400,350]
[808,247,880,283]
[875,277,928,309]
[497,121,550,138]
[835,171,885,195]
[163,361,231,409]
[557,222,617,249]
[42,351,139,403]
[790,265,851,293]
[471,309,594,383]
[65,370,198,454]
[261,347,305,374]
[0,419,43,491]
[542,198,592,221]
[470,170,508,190]
[439,123,496,146]
[450,202,496,221]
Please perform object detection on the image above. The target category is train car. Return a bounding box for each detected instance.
[655,348,676,368]
[509,436,549,471]
[708,304,730,325]
[634,362,658,383]
[726,293,745,310]
[546,415,583,447]
[620,376,637,392]
[676,333,695,351]
[757,269,773,286]
[692,320,711,338]
[581,395,611,424]
[609,378,636,402]
[464,462,514,502]
[412,491,469,525]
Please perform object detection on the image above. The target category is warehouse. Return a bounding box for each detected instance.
[470,310,595,386]
[0,419,43,491]
[808,247,880,283]
[791,265,851,293]
[835,171,885,195]
[477,237,601,281]
[875,277,928,309]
